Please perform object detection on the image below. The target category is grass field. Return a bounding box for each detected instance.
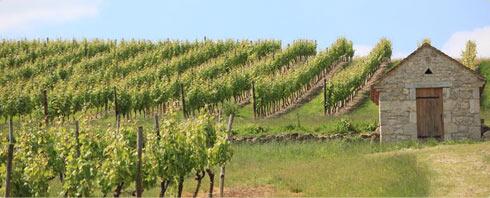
[222,141,490,197]
[19,140,488,197]
[223,141,432,197]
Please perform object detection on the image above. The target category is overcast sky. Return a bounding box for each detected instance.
[1,0,490,58]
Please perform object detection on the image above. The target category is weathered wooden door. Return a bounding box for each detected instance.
[416,88,444,138]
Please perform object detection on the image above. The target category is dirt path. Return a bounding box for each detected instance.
[334,62,387,115]
[183,185,280,197]
[370,142,490,197]
[266,61,347,118]
[419,143,490,197]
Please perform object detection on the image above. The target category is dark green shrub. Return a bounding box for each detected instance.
[284,124,296,131]
[355,121,378,132]
[244,126,269,135]
[335,118,354,134]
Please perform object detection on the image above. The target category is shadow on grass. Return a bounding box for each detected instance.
[226,141,431,196]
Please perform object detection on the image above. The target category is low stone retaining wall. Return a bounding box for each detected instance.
[230,125,490,144]
[230,132,380,144]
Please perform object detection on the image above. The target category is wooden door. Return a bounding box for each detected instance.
[416,88,444,138]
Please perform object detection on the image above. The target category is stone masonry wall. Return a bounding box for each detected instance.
[375,46,485,142]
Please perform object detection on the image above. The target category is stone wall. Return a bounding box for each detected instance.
[444,87,481,139]
[374,45,485,142]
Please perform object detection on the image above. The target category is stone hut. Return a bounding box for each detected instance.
[371,43,486,142]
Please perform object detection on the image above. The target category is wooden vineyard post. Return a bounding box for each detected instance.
[217,110,222,123]
[43,90,49,127]
[219,113,235,197]
[180,83,187,119]
[251,82,257,119]
[74,121,81,158]
[114,87,120,131]
[219,160,226,197]
[136,126,144,197]
[323,79,327,115]
[83,41,88,57]
[114,87,118,117]
[5,117,14,198]
[154,114,160,141]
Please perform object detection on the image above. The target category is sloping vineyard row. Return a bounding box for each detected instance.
[31,41,159,91]
[44,40,202,87]
[0,40,114,86]
[0,40,205,118]
[0,40,274,119]
[0,39,105,70]
[324,38,392,114]
[125,40,260,88]
[0,38,391,122]
[0,40,202,119]
[253,38,355,117]
[180,40,282,83]
[82,40,253,117]
[46,40,205,117]
[108,40,298,117]
[183,40,317,115]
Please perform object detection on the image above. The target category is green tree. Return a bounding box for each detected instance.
[417,38,431,47]
[461,40,478,70]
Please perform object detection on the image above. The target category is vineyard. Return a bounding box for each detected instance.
[0,38,392,122]
[0,37,392,197]
[0,110,233,197]
[324,39,392,115]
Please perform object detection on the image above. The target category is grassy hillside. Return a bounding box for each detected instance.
[232,60,404,135]
[0,97,378,138]
[2,60,486,137]
[234,96,378,135]
[479,60,490,123]
[0,58,399,137]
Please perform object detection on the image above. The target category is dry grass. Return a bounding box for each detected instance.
[419,143,490,197]
[222,141,432,197]
[370,141,490,197]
